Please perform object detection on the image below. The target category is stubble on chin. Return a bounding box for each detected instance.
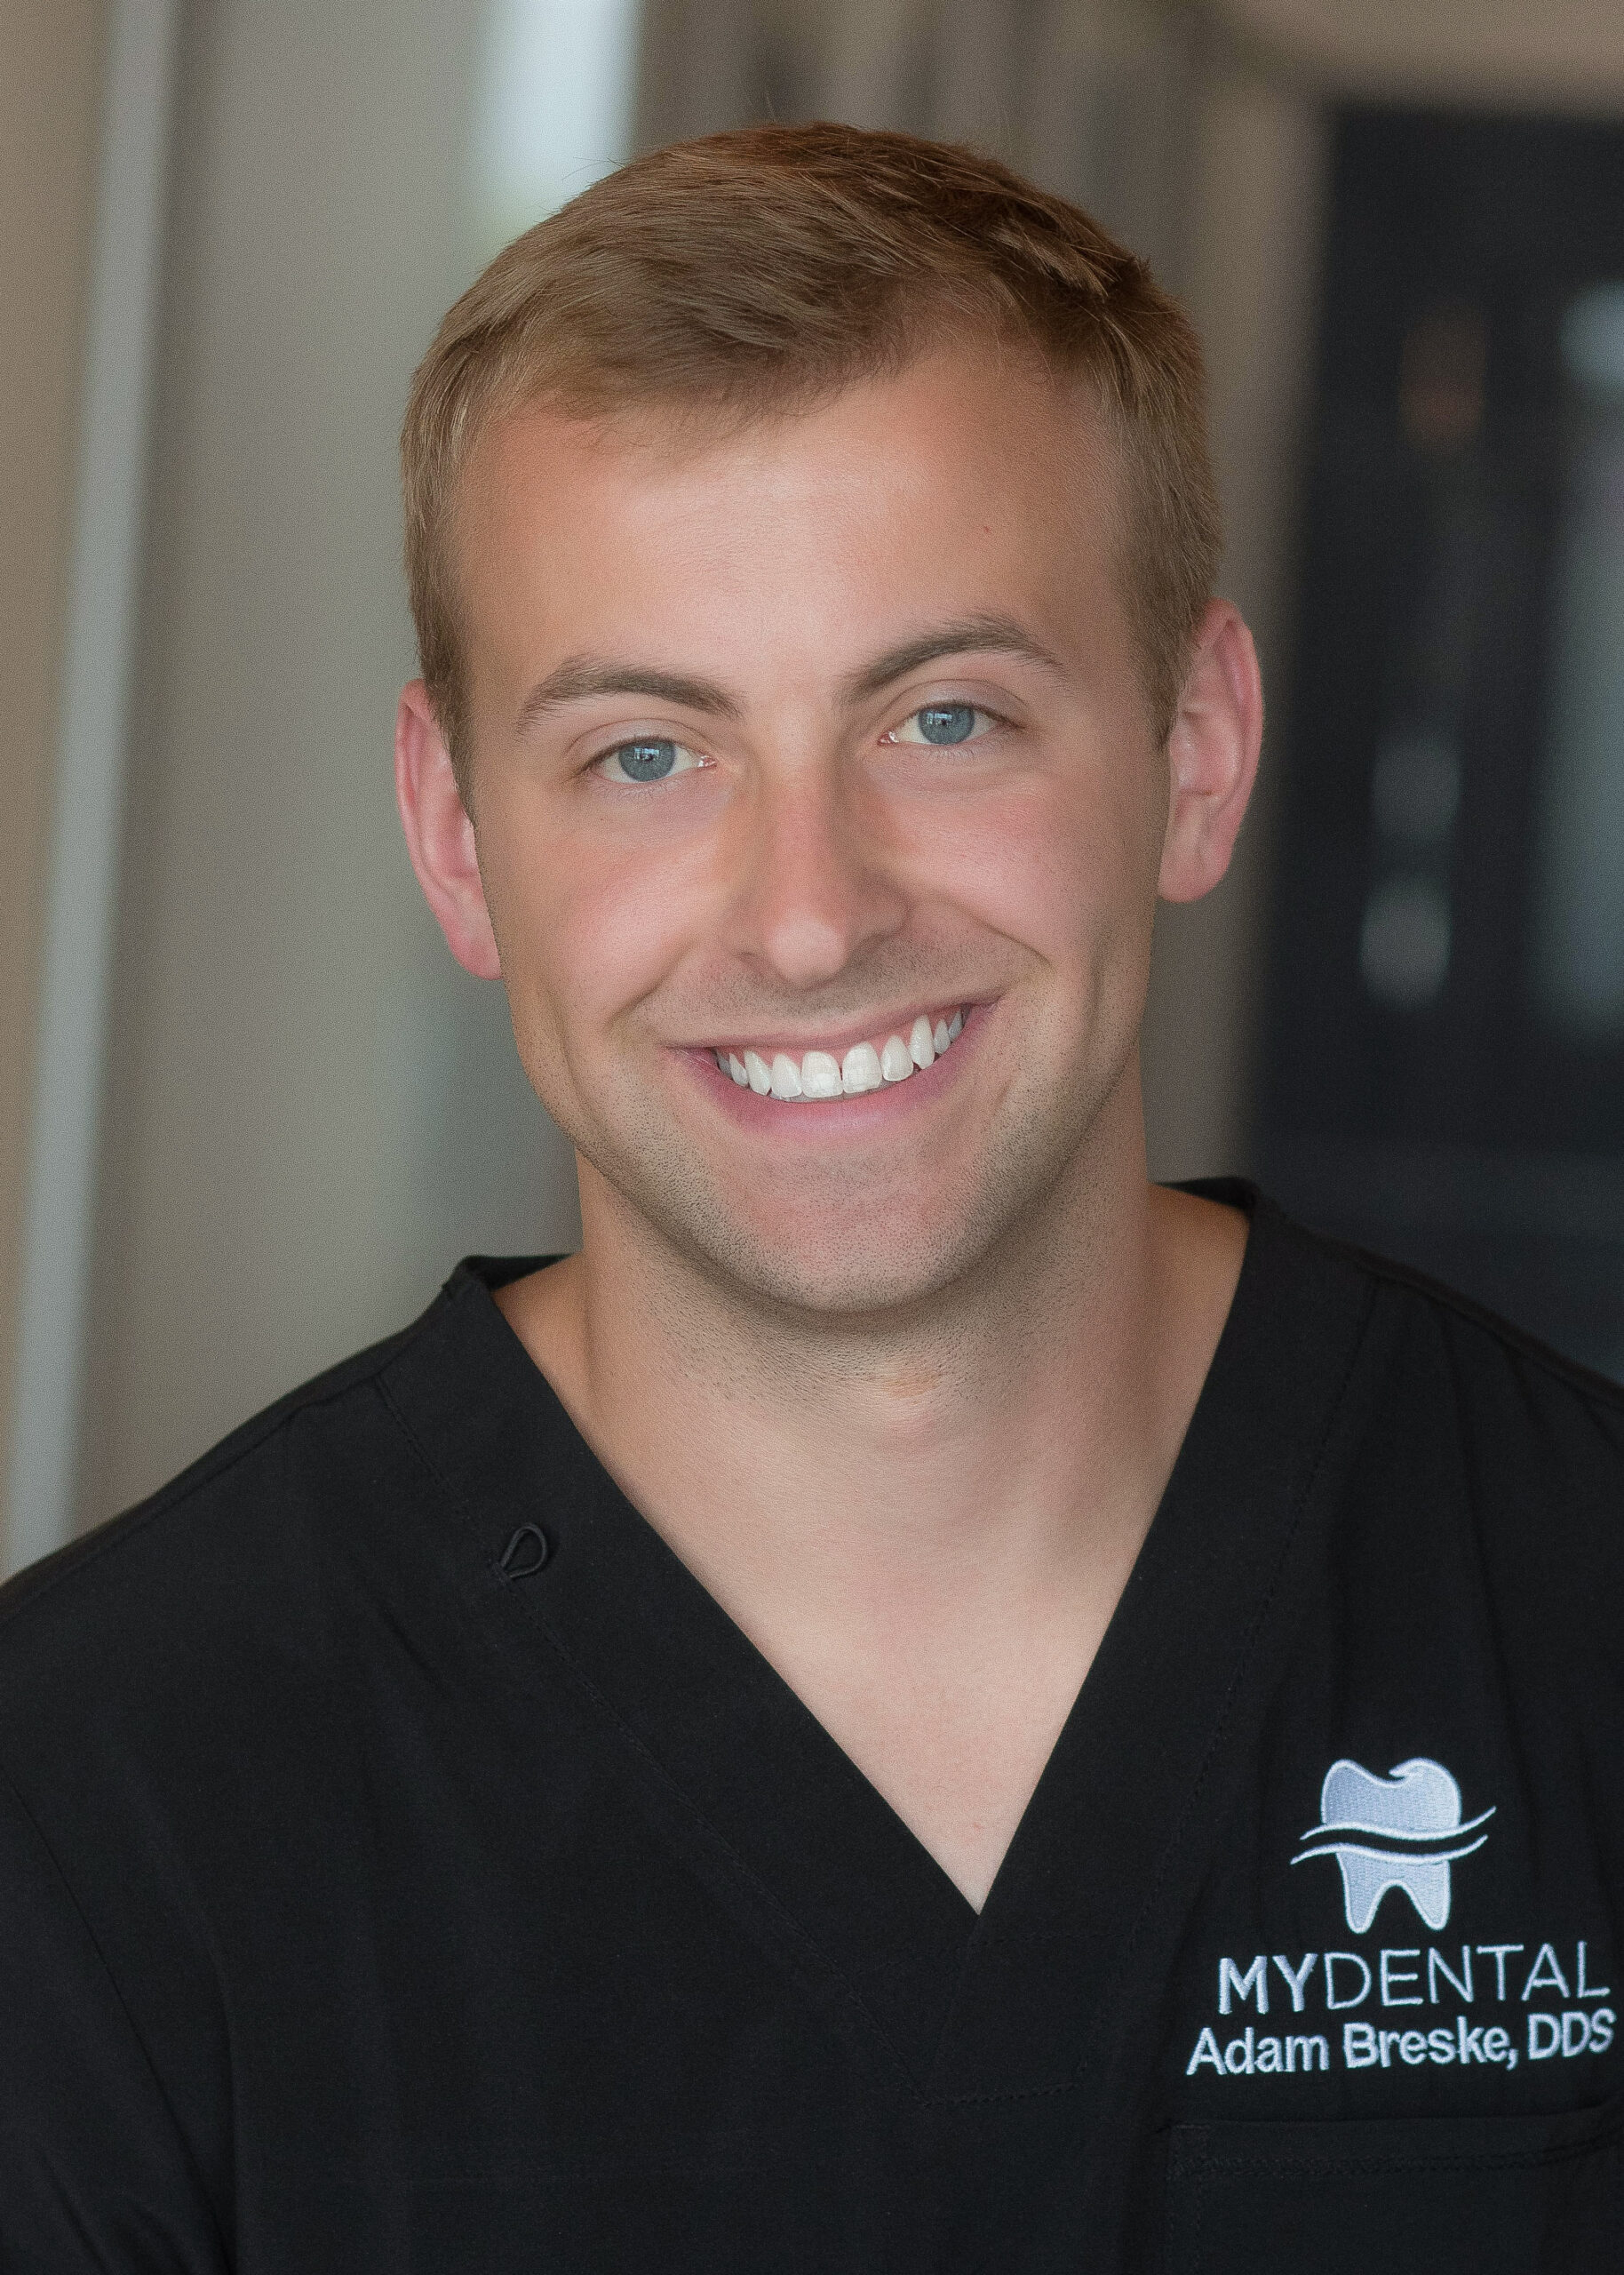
[566,1049,1127,1332]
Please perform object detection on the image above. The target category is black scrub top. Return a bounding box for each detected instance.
[1,1185,1620,2271]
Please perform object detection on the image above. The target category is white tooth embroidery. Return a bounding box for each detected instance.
[933,1018,951,1054]
[880,1034,913,1082]
[909,1014,935,1070]
[769,1051,802,1100]
[800,1050,842,1099]
[728,1053,749,1086]
[947,1010,963,1042]
[841,1042,883,1094]
[744,1049,772,1096]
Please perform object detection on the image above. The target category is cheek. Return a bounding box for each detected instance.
[919,772,1158,968]
[479,802,711,1044]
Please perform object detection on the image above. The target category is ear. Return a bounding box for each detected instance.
[1158,599,1263,905]
[394,681,503,978]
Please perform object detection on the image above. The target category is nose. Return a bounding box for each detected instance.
[725,750,908,991]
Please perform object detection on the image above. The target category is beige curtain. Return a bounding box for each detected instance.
[635,0,1198,284]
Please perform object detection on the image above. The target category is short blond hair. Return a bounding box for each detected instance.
[402,123,1221,772]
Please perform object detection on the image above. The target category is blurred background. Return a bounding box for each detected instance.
[5,0,1624,1573]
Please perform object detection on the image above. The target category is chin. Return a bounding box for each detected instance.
[610,1125,1064,1325]
[697,1231,972,1321]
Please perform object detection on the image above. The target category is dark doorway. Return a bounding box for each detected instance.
[1255,108,1624,1378]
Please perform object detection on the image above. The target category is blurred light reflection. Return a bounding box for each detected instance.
[471,0,641,260]
[1533,282,1624,1040]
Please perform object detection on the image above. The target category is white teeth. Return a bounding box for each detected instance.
[716,1010,965,1103]
[800,1050,843,1099]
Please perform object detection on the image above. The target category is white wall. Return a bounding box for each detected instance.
[0,1,103,1555]
[78,0,583,1526]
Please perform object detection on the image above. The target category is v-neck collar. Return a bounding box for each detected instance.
[380,1185,1374,2104]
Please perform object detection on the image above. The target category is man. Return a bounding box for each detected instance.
[1,124,1620,2271]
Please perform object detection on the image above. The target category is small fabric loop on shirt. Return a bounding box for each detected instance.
[498,1523,550,1580]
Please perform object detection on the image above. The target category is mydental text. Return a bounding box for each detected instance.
[1186,1940,1612,2079]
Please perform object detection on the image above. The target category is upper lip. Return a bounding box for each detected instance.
[689,1002,978,1056]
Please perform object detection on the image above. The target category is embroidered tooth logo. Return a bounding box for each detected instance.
[1293,1758,1494,1932]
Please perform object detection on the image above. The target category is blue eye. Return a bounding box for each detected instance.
[918,704,976,744]
[598,737,701,785]
[890,703,990,747]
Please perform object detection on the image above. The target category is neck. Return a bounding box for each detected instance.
[498,1071,1246,1907]
[530,1085,1154,1526]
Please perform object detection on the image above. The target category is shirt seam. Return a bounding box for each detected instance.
[0,1311,445,1643]
[1286,1214,1624,1416]
[1175,2126,1622,2178]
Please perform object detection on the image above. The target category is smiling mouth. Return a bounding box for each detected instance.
[711,1009,967,1102]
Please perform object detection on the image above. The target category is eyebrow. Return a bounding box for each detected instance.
[514,658,744,738]
[840,614,1063,703]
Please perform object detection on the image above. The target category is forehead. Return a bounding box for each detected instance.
[453,349,1127,681]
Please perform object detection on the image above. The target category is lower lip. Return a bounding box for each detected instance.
[685,1010,982,1135]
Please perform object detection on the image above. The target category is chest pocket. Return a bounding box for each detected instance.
[1163,2097,1623,2273]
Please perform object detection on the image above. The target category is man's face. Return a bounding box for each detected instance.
[450,348,1172,1314]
